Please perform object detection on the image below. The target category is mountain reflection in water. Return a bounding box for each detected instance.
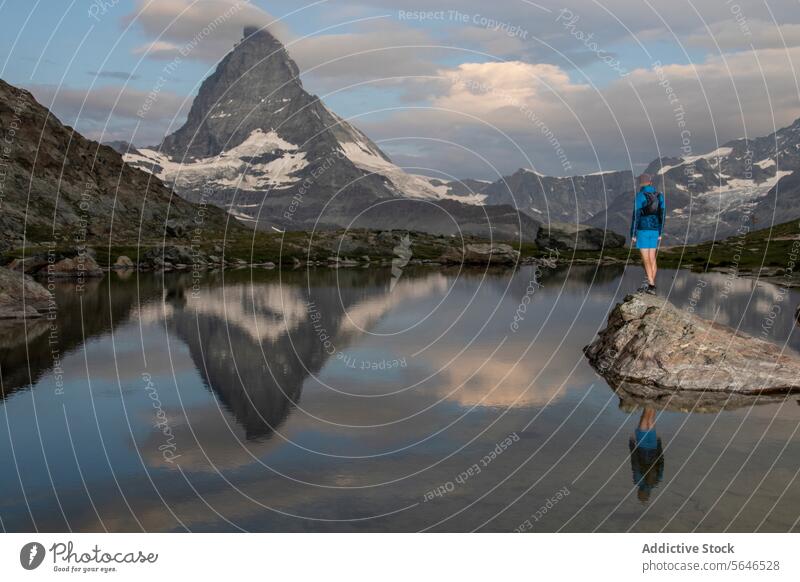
[0,265,798,532]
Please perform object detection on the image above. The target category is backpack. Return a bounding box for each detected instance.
[641,190,661,216]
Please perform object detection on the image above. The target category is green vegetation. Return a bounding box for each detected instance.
[657,219,800,274]
[5,220,798,285]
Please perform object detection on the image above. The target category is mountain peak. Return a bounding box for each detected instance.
[125,29,538,240]
[159,24,303,160]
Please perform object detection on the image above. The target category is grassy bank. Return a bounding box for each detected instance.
[5,219,798,285]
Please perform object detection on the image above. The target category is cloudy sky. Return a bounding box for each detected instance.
[2,0,800,179]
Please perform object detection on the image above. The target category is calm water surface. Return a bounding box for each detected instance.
[1,264,799,532]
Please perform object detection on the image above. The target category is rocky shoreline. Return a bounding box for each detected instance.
[2,229,545,276]
[0,232,555,319]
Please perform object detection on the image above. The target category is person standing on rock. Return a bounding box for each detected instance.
[630,174,665,294]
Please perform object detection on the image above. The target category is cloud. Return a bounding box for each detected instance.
[25,83,190,147]
[126,0,289,62]
[442,25,530,59]
[359,0,800,40]
[87,70,141,81]
[288,21,447,92]
[27,83,188,122]
[685,19,800,51]
[358,47,800,177]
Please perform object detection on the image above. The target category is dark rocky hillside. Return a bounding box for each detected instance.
[0,78,234,252]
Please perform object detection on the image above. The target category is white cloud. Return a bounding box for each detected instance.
[359,46,800,177]
[685,19,800,51]
[289,20,442,86]
[126,0,288,62]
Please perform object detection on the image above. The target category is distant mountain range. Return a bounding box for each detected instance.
[587,119,800,243]
[117,26,800,245]
[412,120,800,244]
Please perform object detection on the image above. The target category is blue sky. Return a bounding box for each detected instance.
[2,0,799,178]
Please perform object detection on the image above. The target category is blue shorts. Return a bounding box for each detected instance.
[635,230,660,249]
[635,429,658,451]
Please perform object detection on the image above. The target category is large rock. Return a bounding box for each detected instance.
[0,266,52,319]
[113,255,134,269]
[7,248,103,278]
[442,243,520,265]
[612,382,792,414]
[6,254,50,275]
[584,293,800,395]
[48,254,104,278]
[141,245,197,269]
[535,221,625,251]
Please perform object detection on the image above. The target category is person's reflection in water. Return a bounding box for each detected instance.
[628,407,664,504]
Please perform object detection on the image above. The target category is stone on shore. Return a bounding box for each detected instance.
[113,255,134,269]
[441,243,520,265]
[48,255,104,278]
[584,293,800,395]
[141,245,195,268]
[7,248,103,278]
[0,266,52,319]
[536,221,626,251]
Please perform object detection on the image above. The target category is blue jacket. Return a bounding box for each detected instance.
[630,185,665,238]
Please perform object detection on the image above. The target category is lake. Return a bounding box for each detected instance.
[1,263,799,532]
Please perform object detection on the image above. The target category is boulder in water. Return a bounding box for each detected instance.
[48,254,104,278]
[584,293,800,395]
[113,255,135,269]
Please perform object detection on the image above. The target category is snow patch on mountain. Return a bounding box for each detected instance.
[338,140,484,204]
[410,175,488,205]
[124,128,308,191]
[522,168,546,177]
[227,128,299,156]
[682,146,733,165]
[656,147,733,176]
[756,158,776,169]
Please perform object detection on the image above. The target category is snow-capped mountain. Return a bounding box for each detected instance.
[463,117,800,244]
[587,119,800,243]
[124,27,537,240]
[480,168,634,224]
